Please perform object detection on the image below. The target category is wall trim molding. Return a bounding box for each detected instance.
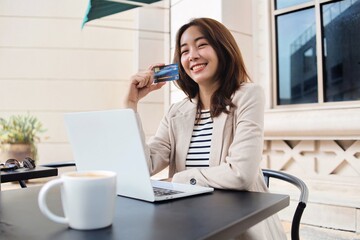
[264,108,360,139]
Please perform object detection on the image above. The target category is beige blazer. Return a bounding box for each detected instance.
[139,83,286,239]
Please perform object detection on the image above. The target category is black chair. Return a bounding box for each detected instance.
[262,169,309,240]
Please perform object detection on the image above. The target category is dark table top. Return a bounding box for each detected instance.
[0,166,58,183]
[0,186,289,240]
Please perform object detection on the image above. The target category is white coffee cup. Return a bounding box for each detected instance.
[38,170,117,230]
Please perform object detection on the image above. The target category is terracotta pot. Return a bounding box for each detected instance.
[0,143,34,162]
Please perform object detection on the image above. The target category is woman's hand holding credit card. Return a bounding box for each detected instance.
[125,63,172,111]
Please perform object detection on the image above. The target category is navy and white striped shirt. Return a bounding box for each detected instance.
[185,110,213,169]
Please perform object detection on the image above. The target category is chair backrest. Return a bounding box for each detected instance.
[262,169,309,240]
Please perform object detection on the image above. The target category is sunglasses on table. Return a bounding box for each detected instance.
[0,157,36,171]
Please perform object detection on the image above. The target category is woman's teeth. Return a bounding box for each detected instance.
[192,64,206,71]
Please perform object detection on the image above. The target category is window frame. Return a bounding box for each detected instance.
[270,0,360,109]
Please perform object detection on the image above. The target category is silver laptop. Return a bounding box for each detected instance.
[64,108,214,202]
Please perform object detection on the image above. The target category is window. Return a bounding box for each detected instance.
[273,0,360,105]
[275,0,312,9]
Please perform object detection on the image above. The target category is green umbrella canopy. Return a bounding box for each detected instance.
[82,0,163,28]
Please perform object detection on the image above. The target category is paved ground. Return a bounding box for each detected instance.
[2,179,360,240]
[299,226,360,240]
[282,222,360,240]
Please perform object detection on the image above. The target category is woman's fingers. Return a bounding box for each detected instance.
[147,63,165,71]
[149,81,166,92]
[131,71,152,88]
[134,65,168,89]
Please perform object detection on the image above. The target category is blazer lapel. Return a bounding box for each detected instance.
[171,104,196,171]
[210,110,231,166]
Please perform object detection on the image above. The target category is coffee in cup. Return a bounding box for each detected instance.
[38,170,117,230]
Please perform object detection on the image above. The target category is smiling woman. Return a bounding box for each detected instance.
[173,18,250,116]
[122,17,287,240]
[178,26,220,95]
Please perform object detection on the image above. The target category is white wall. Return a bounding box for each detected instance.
[135,3,170,129]
[0,0,169,165]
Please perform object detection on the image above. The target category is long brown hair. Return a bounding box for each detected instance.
[173,18,251,117]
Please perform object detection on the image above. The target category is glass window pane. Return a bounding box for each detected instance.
[322,0,360,102]
[275,0,312,10]
[276,8,318,105]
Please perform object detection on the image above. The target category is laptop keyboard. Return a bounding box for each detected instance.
[153,187,183,196]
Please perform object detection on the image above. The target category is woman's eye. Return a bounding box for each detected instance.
[198,43,208,48]
[181,50,189,55]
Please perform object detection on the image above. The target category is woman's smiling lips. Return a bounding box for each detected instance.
[191,63,207,72]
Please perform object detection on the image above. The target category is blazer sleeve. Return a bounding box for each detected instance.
[172,84,265,190]
[141,104,175,176]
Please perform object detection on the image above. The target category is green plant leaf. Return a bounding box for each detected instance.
[0,114,47,144]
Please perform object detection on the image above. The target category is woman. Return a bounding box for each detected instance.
[124,18,286,239]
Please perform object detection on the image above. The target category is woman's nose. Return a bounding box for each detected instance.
[189,49,200,61]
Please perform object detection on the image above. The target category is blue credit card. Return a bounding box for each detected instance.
[153,63,179,83]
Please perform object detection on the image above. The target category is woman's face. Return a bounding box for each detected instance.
[180,26,219,87]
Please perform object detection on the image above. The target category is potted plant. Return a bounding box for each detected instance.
[0,114,46,163]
